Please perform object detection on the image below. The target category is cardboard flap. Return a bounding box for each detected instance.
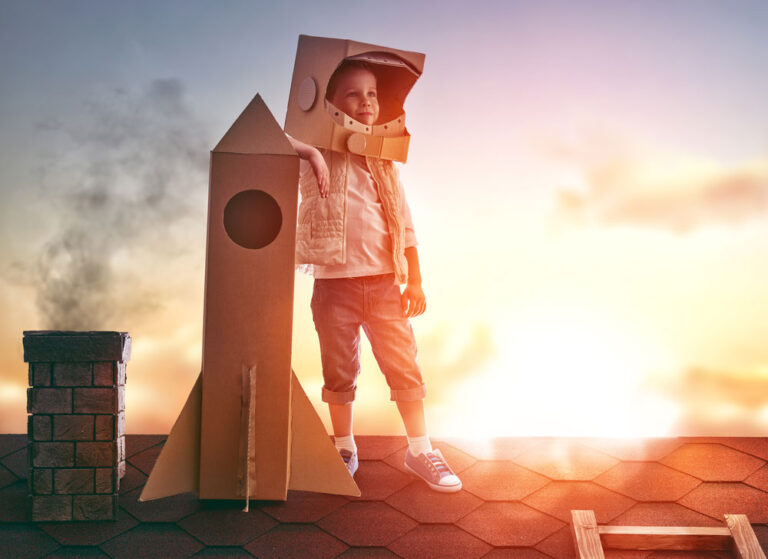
[139,373,202,501]
[213,94,296,155]
[288,370,361,496]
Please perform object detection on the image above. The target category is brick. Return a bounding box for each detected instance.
[53,415,94,441]
[117,385,125,412]
[73,388,115,413]
[73,495,116,520]
[29,415,51,441]
[23,331,131,363]
[53,362,92,386]
[117,361,126,385]
[32,468,53,494]
[76,441,116,467]
[95,468,115,493]
[27,388,72,414]
[54,468,94,494]
[32,495,73,521]
[95,415,114,440]
[29,362,52,386]
[32,442,74,467]
[93,362,114,386]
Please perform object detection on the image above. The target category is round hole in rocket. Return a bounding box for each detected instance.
[223,190,282,249]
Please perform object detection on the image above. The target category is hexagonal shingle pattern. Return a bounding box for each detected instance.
[355,436,407,460]
[609,502,723,527]
[388,524,491,559]
[660,443,765,481]
[484,549,554,559]
[0,524,60,559]
[0,463,17,489]
[260,489,348,523]
[120,486,201,522]
[745,464,768,492]
[244,524,348,558]
[385,480,483,523]
[460,460,550,501]
[442,437,545,461]
[514,439,619,480]
[582,437,683,462]
[178,507,276,545]
[337,548,399,558]
[39,512,139,546]
[458,502,565,547]
[523,481,635,523]
[594,462,701,501]
[3,434,768,557]
[678,482,768,523]
[317,501,417,546]
[100,523,204,559]
[127,444,164,476]
[534,525,581,559]
[351,460,412,500]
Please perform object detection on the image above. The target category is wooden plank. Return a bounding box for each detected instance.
[571,510,605,559]
[598,525,731,551]
[726,514,767,559]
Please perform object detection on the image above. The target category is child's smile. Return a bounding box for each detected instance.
[330,68,379,126]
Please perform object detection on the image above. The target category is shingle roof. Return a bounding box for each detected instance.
[2,434,768,558]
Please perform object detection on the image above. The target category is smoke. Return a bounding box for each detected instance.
[24,79,210,329]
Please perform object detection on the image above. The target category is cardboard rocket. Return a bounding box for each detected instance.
[285,34,425,162]
[140,94,360,501]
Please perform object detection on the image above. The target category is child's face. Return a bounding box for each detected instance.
[330,68,379,126]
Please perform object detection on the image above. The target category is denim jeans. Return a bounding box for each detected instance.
[311,273,426,404]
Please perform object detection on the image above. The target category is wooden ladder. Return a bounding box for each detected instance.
[571,510,766,558]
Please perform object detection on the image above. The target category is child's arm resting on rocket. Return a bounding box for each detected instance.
[401,246,426,317]
[285,134,330,198]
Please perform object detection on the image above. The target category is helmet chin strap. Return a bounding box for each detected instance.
[324,100,406,138]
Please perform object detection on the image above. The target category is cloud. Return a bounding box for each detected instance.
[648,365,768,435]
[418,322,496,401]
[536,130,768,232]
[8,78,210,330]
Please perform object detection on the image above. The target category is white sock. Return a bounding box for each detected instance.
[407,435,432,457]
[334,435,357,454]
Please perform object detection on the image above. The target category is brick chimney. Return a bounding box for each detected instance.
[24,331,130,521]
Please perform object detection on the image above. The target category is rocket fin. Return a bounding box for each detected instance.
[139,373,202,501]
[288,370,361,496]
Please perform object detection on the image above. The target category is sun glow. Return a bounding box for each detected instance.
[436,306,678,438]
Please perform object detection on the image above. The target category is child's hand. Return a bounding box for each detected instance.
[308,149,330,198]
[401,283,426,317]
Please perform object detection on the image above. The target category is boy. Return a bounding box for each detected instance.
[288,60,461,493]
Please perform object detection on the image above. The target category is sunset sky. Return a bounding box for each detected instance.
[1,1,767,438]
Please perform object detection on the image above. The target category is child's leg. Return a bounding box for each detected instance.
[311,277,363,473]
[395,400,426,438]
[329,402,354,437]
[360,275,429,449]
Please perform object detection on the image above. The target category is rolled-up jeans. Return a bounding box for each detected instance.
[311,273,427,404]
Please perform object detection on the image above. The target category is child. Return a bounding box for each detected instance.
[288,60,461,493]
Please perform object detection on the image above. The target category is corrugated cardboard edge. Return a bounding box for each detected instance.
[139,373,201,501]
[288,369,360,496]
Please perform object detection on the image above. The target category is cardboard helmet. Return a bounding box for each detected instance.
[285,35,425,162]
